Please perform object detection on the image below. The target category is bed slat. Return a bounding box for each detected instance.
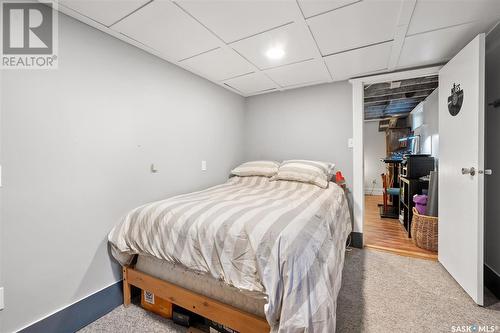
[124,266,270,333]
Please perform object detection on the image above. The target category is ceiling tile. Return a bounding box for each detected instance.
[399,20,497,68]
[407,0,500,36]
[56,0,500,96]
[58,0,150,26]
[176,0,297,43]
[298,0,360,18]
[111,1,221,61]
[224,73,277,95]
[265,60,330,87]
[324,42,393,81]
[307,0,401,55]
[180,48,255,81]
[231,23,318,70]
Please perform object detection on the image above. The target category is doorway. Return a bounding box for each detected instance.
[484,24,500,302]
[352,34,499,306]
[362,76,439,260]
[349,66,441,255]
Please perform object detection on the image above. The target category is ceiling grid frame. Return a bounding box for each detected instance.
[292,0,333,82]
[53,0,500,97]
[387,0,417,70]
[172,0,284,95]
[55,0,243,96]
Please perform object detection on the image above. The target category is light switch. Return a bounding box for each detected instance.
[348,138,354,148]
[201,160,207,171]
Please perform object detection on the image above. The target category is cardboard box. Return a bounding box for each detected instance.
[140,289,173,319]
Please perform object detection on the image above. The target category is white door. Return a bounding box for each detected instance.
[439,34,485,305]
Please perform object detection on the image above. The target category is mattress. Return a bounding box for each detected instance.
[109,176,352,332]
[135,255,267,317]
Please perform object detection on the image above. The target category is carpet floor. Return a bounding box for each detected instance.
[79,249,500,332]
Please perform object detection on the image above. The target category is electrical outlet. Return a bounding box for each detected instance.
[0,287,4,310]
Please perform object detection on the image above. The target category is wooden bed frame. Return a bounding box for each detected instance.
[122,266,271,333]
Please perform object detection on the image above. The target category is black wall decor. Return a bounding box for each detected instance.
[448,83,464,116]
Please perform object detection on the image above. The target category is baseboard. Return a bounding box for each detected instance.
[20,281,123,333]
[485,264,500,300]
[350,232,363,248]
[364,188,383,195]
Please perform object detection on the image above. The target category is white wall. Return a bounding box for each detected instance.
[411,89,439,158]
[0,13,245,333]
[485,25,500,278]
[363,121,386,195]
[243,81,353,213]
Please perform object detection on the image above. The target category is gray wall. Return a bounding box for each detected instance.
[243,81,353,203]
[485,25,500,278]
[0,14,245,333]
[363,121,385,195]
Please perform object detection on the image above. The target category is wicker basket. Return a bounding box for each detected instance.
[411,207,438,252]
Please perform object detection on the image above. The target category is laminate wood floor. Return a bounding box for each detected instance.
[364,195,438,260]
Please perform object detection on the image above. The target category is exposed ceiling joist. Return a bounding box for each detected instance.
[365,108,416,120]
[365,103,418,115]
[364,82,438,98]
[366,103,418,112]
[364,74,438,121]
[364,93,429,105]
[365,114,413,120]
[364,75,438,94]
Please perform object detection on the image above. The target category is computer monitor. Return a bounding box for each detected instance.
[398,135,420,155]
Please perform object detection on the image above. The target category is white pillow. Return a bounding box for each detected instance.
[273,160,334,188]
[231,160,280,177]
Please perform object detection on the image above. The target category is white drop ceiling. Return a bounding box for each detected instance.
[56,0,500,97]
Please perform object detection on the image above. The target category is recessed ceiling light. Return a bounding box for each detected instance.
[266,46,285,60]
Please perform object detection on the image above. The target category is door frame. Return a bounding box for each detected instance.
[349,66,442,245]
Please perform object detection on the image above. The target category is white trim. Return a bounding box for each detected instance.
[350,66,441,239]
[352,80,364,234]
[476,33,486,306]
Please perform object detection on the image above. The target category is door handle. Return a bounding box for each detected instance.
[462,167,476,176]
[479,169,493,175]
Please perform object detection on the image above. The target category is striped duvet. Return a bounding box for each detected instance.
[108,176,352,332]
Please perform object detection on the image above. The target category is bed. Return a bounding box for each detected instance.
[109,175,351,332]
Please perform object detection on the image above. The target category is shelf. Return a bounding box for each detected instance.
[399,175,429,238]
